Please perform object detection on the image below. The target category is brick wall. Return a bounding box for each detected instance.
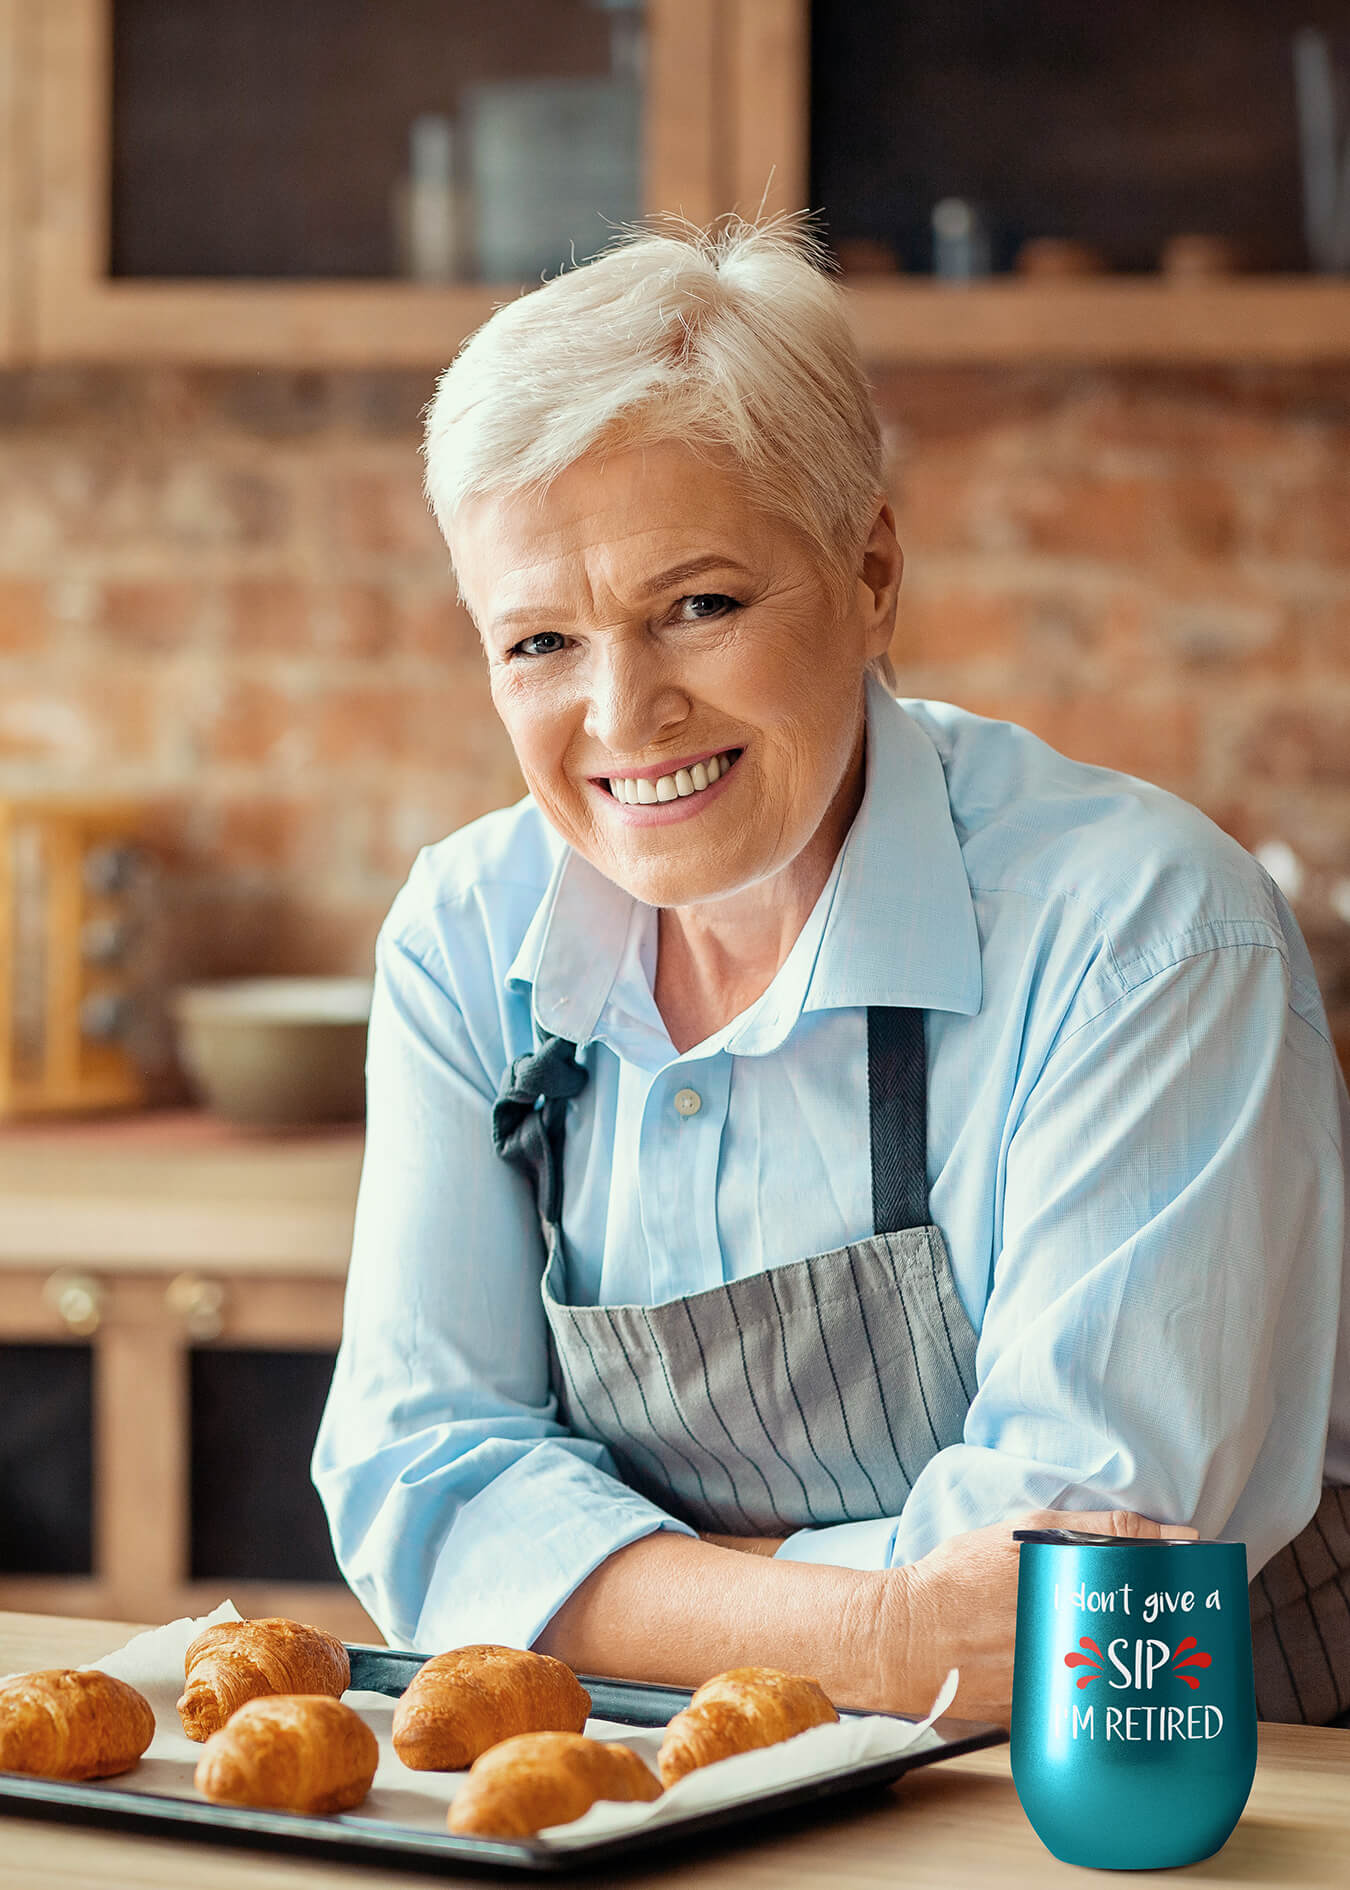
[0,363,1347,1080]
[876,366,1350,1071]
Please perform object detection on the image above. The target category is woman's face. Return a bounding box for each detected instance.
[452,440,900,913]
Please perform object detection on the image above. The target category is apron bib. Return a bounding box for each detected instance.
[489,1006,1350,1724]
[492,1007,976,1533]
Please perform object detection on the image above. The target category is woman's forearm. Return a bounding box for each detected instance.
[533,1530,921,1713]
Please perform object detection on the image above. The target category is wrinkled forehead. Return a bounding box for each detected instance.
[449,443,782,622]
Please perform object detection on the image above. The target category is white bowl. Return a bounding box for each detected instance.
[171,976,373,1128]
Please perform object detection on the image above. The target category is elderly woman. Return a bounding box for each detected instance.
[313,215,1350,1729]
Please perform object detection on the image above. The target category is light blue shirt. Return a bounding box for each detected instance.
[313,674,1350,1653]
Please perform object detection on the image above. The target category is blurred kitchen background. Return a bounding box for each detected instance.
[1,0,1349,1637]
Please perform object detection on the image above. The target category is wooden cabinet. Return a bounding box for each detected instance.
[11,0,807,366]
[4,1,1350,366]
[0,1114,377,1640]
[808,0,1350,364]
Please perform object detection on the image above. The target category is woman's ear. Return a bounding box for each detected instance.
[860,497,903,661]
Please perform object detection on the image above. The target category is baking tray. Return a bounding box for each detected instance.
[0,1641,1007,1875]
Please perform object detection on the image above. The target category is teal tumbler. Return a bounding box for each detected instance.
[1010,1530,1257,1870]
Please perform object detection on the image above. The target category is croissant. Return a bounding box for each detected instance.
[193,1694,378,1814]
[392,1644,590,1771]
[447,1731,661,1837]
[0,1668,155,1780]
[657,1666,838,1786]
[177,1618,349,1742]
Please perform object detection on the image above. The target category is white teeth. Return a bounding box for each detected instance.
[609,749,736,805]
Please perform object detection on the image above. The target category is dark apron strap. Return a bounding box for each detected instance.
[492,1005,930,1237]
[869,1005,930,1232]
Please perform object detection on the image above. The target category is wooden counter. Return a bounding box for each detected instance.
[0,1109,364,1276]
[1,1612,1348,1889]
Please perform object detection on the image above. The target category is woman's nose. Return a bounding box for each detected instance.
[581,637,688,754]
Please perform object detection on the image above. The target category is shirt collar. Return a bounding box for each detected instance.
[506,836,635,1047]
[506,673,983,1051]
[803,673,983,1021]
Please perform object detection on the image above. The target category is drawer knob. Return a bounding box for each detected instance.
[82,842,141,895]
[166,1272,226,1341]
[79,991,134,1041]
[43,1270,104,1336]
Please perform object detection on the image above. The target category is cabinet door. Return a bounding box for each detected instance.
[0,1273,112,1615]
[0,1341,93,1576]
[188,1346,341,1585]
[172,1274,376,1639]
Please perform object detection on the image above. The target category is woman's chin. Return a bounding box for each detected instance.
[600,849,757,913]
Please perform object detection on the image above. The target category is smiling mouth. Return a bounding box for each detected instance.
[604,748,743,805]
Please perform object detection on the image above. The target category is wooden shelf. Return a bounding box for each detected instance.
[23,272,1350,369]
[843,276,1350,367]
[30,278,525,368]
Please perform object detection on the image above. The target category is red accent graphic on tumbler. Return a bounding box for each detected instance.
[1168,1635,1213,1690]
[1064,1636,1106,1688]
[1061,1635,1213,1691]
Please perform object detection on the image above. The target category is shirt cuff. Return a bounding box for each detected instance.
[406,1445,699,1652]
[773,1516,901,1568]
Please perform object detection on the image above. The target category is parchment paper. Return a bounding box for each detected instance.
[20,1600,960,1850]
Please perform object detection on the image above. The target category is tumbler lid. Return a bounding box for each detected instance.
[1012,1528,1227,1547]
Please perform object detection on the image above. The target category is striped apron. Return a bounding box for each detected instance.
[491,1008,1350,1726]
[1248,1487,1350,1726]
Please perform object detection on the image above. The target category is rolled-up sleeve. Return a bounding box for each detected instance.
[777,941,1348,1575]
[312,920,695,1651]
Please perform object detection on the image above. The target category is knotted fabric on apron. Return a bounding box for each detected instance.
[490,1009,1350,1725]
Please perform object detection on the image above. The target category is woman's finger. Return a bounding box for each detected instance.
[1030,1509,1198,1540]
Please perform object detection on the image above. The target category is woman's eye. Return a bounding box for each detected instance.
[510,630,567,659]
[678,593,739,620]
[506,596,737,659]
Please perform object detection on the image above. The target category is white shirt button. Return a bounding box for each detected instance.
[673,1087,702,1117]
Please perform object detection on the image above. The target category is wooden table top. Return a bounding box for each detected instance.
[2,1613,1348,1888]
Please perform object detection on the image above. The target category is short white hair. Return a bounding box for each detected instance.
[422,211,896,690]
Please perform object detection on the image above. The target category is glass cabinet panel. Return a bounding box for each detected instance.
[809,0,1346,274]
[110,0,645,282]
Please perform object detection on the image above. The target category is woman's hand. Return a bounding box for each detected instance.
[874,1508,1199,1728]
[698,1531,789,1558]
